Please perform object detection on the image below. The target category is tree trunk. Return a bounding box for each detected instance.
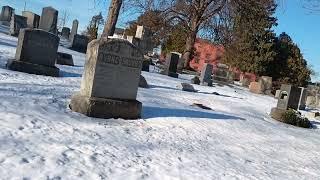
[179,30,197,71]
[102,0,123,37]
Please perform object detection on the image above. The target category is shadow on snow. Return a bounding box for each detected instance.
[143,106,245,120]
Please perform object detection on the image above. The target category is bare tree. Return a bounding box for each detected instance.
[166,1,227,70]
[127,0,227,70]
[301,0,320,11]
[101,0,123,37]
[58,10,70,31]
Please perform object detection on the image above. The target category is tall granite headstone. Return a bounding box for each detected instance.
[39,7,58,34]
[0,6,14,24]
[132,25,153,55]
[61,27,70,39]
[7,29,60,77]
[70,39,143,119]
[22,11,40,28]
[71,34,89,53]
[164,52,179,78]
[69,19,78,42]
[200,63,213,86]
[10,15,27,36]
[298,87,307,110]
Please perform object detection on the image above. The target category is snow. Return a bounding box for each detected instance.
[0,27,319,180]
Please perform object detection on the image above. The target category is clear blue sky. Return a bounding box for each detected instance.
[1,0,319,81]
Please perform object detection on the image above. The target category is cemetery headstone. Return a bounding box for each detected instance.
[191,76,200,85]
[306,96,317,108]
[71,34,89,53]
[56,52,74,66]
[139,75,149,88]
[7,29,60,77]
[61,27,70,39]
[179,83,198,92]
[275,90,281,99]
[10,15,27,36]
[298,87,307,110]
[70,39,143,119]
[163,52,179,78]
[276,84,301,110]
[132,25,153,55]
[259,76,272,91]
[142,60,150,72]
[0,6,14,25]
[270,84,303,121]
[22,11,40,28]
[213,64,230,83]
[249,82,265,94]
[69,19,79,42]
[240,76,251,87]
[39,7,58,34]
[200,63,213,86]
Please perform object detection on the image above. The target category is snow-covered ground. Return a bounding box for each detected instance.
[0,28,319,180]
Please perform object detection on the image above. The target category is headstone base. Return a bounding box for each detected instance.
[70,93,142,119]
[270,107,287,121]
[7,60,59,77]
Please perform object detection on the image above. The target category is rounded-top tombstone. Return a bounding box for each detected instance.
[70,38,144,119]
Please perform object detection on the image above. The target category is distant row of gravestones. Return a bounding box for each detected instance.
[0,6,88,53]
[160,52,216,86]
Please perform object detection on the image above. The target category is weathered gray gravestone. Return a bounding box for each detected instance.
[69,19,78,42]
[39,7,58,34]
[22,11,40,28]
[7,29,60,77]
[200,63,213,86]
[61,27,70,39]
[276,84,302,110]
[10,15,27,36]
[0,6,14,24]
[71,34,89,53]
[164,52,179,78]
[70,39,144,119]
[56,52,74,66]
